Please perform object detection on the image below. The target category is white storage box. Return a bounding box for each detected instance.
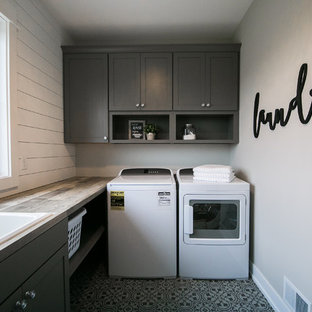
[68,208,87,259]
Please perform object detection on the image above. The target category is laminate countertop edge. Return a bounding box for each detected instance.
[0,176,113,262]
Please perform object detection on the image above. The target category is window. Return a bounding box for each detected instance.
[0,12,13,190]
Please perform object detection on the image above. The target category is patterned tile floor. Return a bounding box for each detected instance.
[70,250,274,312]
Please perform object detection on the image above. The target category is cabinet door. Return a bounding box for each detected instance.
[207,52,239,110]
[22,246,69,312]
[0,288,22,312]
[141,53,172,110]
[109,53,141,111]
[0,246,69,312]
[64,54,108,143]
[173,53,206,110]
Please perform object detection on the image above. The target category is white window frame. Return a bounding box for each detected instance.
[0,8,18,192]
[0,13,11,179]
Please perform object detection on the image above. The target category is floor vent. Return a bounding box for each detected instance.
[283,277,311,312]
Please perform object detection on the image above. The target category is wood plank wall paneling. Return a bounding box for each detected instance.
[17,40,62,83]
[0,0,76,198]
[17,74,62,107]
[19,168,76,191]
[17,108,64,132]
[18,125,64,144]
[17,91,63,120]
[17,57,62,96]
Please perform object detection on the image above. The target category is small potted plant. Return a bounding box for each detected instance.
[144,124,158,140]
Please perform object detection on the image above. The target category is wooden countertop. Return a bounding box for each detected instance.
[0,177,112,260]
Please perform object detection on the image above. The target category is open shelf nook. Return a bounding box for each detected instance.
[174,112,238,143]
[110,112,172,143]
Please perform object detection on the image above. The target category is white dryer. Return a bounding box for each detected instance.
[107,168,176,278]
[177,168,250,279]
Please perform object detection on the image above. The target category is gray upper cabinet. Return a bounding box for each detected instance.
[109,53,141,111]
[64,53,108,143]
[62,44,240,144]
[174,52,238,111]
[173,53,205,111]
[208,53,238,110]
[141,53,172,110]
[109,53,172,111]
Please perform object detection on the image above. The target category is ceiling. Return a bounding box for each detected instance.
[40,0,254,44]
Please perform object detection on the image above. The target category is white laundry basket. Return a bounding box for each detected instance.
[68,208,87,259]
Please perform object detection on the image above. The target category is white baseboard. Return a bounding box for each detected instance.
[250,261,291,312]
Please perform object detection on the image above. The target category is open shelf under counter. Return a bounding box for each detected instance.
[69,222,104,277]
[174,111,238,144]
[68,190,107,277]
[110,112,173,143]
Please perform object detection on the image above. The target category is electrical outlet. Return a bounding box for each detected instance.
[19,157,28,171]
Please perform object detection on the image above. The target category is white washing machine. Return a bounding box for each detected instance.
[107,168,176,278]
[177,168,250,279]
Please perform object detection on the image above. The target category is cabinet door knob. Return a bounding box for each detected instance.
[206,103,211,107]
[135,103,140,108]
[25,290,36,299]
[141,103,145,108]
[16,300,27,310]
[103,136,108,141]
[201,103,205,107]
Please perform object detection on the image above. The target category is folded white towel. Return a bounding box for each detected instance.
[193,172,234,179]
[193,164,233,174]
[193,174,235,183]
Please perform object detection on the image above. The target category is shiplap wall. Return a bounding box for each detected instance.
[0,0,75,198]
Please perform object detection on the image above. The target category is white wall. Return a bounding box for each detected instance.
[76,144,231,177]
[232,0,312,305]
[0,0,75,198]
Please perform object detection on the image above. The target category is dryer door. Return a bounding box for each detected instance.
[183,194,246,245]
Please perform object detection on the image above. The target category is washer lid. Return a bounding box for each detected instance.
[109,168,175,185]
[109,175,174,185]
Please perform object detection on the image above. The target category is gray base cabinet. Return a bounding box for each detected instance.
[0,247,68,312]
[64,54,108,143]
[0,220,69,312]
[0,289,21,312]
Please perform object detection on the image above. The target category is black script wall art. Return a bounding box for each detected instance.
[253,63,312,138]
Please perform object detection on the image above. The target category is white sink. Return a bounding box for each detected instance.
[0,212,51,245]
